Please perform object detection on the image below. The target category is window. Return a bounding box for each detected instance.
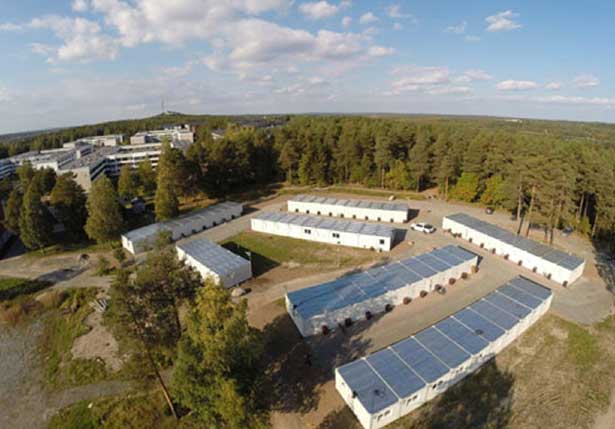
[353,215,356,219]
[304,229,311,235]
[332,233,340,238]
[306,210,310,214]
[390,218,394,223]
[378,217,381,221]
[295,209,299,213]
[365,216,369,220]
[379,239,385,245]
[317,211,321,215]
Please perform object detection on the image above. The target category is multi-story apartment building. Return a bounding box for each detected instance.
[130,125,194,144]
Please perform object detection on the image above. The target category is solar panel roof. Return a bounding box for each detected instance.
[366,349,425,399]
[508,277,552,300]
[337,359,398,413]
[290,194,408,212]
[336,276,551,415]
[484,292,531,320]
[177,238,249,278]
[445,213,584,271]
[254,211,396,239]
[497,284,542,310]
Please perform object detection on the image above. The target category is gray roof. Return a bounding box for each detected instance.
[337,276,552,414]
[123,202,242,243]
[177,238,249,278]
[290,194,408,212]
[445,213,584,271]
[254,211,396,239]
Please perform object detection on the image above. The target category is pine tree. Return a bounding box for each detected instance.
[172,281,266,429]
[4,188,22,234]
[84,176,124,243]
[451,172,480,202]
[117,165,138,200]
[155,142,184,221]
[19,183,52,249]
[50,173,87,240]
[137,158,157,195]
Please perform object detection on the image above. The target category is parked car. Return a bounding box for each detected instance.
[410,222,436,234]
[485,207,495,215]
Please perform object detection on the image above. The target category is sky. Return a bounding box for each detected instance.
[1,0,614,134]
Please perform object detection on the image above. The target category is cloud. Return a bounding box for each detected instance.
[299,1,339,20]
[72,0,89,12]
[496,80,538,91]
[0,22,22,31]
[342,16,352,28]
[386,5,413,19]
[533,95,615,107]
[427,86,471,95]
[445,21,466,34]
[486,10,522,32]
[465,35,480,42]
[393,22,402,30]
[573,74,599,88]
[27,16,119,62]
[388,65,473,96]
[455,69,493,83]
[0,86,13,103]
[359,12,379,25]
[545,82,562,90]
[368,46,395,57]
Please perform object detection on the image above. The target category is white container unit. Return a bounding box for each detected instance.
[122,202,243,254]
[288,194,409,223]
[176,238,252,288]
[251,211,396,252]
[443,213,585,286]
[336,276,552,429]
[286,246,478,337]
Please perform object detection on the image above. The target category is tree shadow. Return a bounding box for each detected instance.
[393,229,407,248]
[35,265,87,284]
[315,358,515,429]
[408,208,420,222]
[221,241,279,277]
[259,311,378,415]
[593,250,615,294]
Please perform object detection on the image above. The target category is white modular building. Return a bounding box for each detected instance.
[443,213,585,286]
[251,211,397,252]
[335,276,552,429]
[121,202,243,254]
[288,195,409,223]
[176,238,252,288]
[285,245,479,337]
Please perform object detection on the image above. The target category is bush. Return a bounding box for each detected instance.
[96,256,112,276]
[0,277,50,301]
[113,247,127,266]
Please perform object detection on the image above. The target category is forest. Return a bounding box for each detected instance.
[3,113,615,252]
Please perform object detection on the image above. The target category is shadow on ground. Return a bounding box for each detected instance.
[260,311,378,415]
[222,241,279,277]
[35,266,87,284]
[594,251,615,295]
[317,358,515,429]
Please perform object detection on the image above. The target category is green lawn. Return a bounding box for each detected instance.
[221,231,376,276]
[0,277,50,301]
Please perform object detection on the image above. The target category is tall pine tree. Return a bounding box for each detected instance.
[50,173,87,241]
[19,183,52,249]
[84,176,124,243]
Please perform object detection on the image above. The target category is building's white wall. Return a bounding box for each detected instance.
[287,200,408,223]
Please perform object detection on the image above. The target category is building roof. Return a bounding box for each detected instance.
[336,276,552,414]
[122,202,242,244]
[289,194,408,212]
[287,245,477,321]
[445,213,584,271]
[254,211,396,239]
[177,238,249,279]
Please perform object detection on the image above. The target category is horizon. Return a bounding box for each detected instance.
[1,1,614,134]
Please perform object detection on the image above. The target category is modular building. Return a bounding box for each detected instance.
[285,245,479,337]
[121,202,243,254]
[288,195,409,223]
[251,211,397,252]
[335,276,552,429]
[443,213,585,286]
[176,238,252,288]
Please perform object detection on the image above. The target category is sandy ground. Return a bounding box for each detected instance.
[593,393,615,429]
[71,310,123,372]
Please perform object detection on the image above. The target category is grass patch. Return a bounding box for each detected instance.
[566,322,600,373]
[221,231,376,276]
[40,288,110,389]
[49,391,178,429]
[24,241,119,259]
[0,277,51,301]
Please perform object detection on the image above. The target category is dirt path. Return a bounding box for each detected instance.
[0,321,130,429]
[593,392,615,429]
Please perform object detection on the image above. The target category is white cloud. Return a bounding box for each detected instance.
[496,80,538,91]
[362,26,379,37]
[533,95,615,107]
[359,12,379,25]
[545,82,562,90]
[299,1,339,20]
[455,69,493,83]
[393,22,402,30]
[486,10,522,32]
[368,46,395,57]
[0,22,22,31]
[573,74,599,88]
[465,35,480,42]
[342,16,352,28]
[0,86,13,103]
[72,0,89,12]
[445,21,466,34]
[27,16,119,62]
[388,65,473,96]
[386,5,412,19]
[427,86,471,95]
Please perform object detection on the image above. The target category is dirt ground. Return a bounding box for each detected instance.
[71,310,123,372]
